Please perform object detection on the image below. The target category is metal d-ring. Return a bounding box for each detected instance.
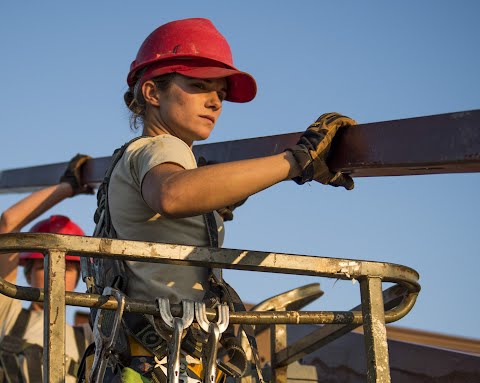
[156,298,194,383]
[195,302,230,383]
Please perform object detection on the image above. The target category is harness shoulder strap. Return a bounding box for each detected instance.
[0,308,31,354]
[73,326,87,359]
[203,213,264,382]
[0,309,39,383]
[10,309,31,339]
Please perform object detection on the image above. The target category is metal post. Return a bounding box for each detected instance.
[44,249,66,383]
[271,309,288,383]
[360,276,391,383]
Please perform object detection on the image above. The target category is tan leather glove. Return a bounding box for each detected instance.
[288,112,356,190]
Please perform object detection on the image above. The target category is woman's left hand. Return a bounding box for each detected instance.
[60,154,94,196]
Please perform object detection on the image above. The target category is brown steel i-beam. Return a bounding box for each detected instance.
[0,109,479,193]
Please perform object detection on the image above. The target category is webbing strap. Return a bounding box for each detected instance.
[0,310,83,382]
[203,214,263,382]
[10,309,30,339]
[0,309,31,383]
[0,352,21,383]
[203,212,219,248]
[123,312,168,360]
[210,276,265,383]
[74,326,87,360]
[23,345,42,383]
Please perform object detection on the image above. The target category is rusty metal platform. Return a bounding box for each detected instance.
[0,233,420,382]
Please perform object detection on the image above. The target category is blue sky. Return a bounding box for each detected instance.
[0,1,479,340]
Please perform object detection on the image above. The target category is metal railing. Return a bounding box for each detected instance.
[0,233,420,383]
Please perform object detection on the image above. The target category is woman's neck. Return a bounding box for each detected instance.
[142,124,169,137]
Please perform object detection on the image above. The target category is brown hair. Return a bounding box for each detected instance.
[124,73,177,131]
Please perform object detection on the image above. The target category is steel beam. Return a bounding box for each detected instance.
[0,110,479,193]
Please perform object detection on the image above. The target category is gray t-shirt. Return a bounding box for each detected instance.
[108,135,225,303]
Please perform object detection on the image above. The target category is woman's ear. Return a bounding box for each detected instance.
[142,80,161,107]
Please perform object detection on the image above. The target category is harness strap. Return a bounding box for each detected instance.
[22,344,42,383]
[209,275,265,382]
[0,351,21,383]
[9,310,30,339]
[203,214,263,382]
[0,309,31,383]
[74,326,87,360]
[203,212,219,248]
[123,313,168,360]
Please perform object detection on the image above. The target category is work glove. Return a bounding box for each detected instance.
[197,157,248,221]
[288,112,356,190]
[60,153,94,196]
[216,198,248,222]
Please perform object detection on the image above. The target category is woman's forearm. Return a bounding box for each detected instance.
[0,183,74,281]
[0,183,73,234]
[143,152,300,218]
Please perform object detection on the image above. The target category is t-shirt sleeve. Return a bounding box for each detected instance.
[132,135,197,186]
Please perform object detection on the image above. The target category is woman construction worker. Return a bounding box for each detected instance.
[89,17,356,383]
[0,155,93,383]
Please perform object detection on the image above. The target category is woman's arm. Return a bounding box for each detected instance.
[0,183,74,282]
[0,153,92,283]
[142,151,300,219]
[142,113,356,219]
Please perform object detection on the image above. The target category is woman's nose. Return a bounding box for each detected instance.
[206,91,222,111]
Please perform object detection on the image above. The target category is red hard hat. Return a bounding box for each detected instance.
[127,18,257,103]
[19,215,84,265]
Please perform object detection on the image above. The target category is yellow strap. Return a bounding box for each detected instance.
[187,364,225,383]
[128,336,154,357]
[84,354,95,383]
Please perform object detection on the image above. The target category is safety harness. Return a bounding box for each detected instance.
[80,138,264,382]
[0,308,86,383]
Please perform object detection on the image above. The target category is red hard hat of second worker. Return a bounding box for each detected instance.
[19,215,84,265]
[127,18,257,103]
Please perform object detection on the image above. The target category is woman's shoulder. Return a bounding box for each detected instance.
[114,134,196,184]
[126,134,195,166]
[126,134,189,152]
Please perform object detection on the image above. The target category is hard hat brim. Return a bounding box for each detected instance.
[133,59,257,103]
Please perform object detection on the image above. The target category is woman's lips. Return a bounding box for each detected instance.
[200,115,215,123]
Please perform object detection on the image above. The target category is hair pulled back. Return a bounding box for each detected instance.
[124,73,177,131]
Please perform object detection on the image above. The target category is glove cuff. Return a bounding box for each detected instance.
[60,173,79,193]
[287,146,314,185]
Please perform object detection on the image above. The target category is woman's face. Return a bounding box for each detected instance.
[149,75,228,146]
[27,259,79,292]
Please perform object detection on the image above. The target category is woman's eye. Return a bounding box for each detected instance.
[218,92,226,102]
[195,83,206,90]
